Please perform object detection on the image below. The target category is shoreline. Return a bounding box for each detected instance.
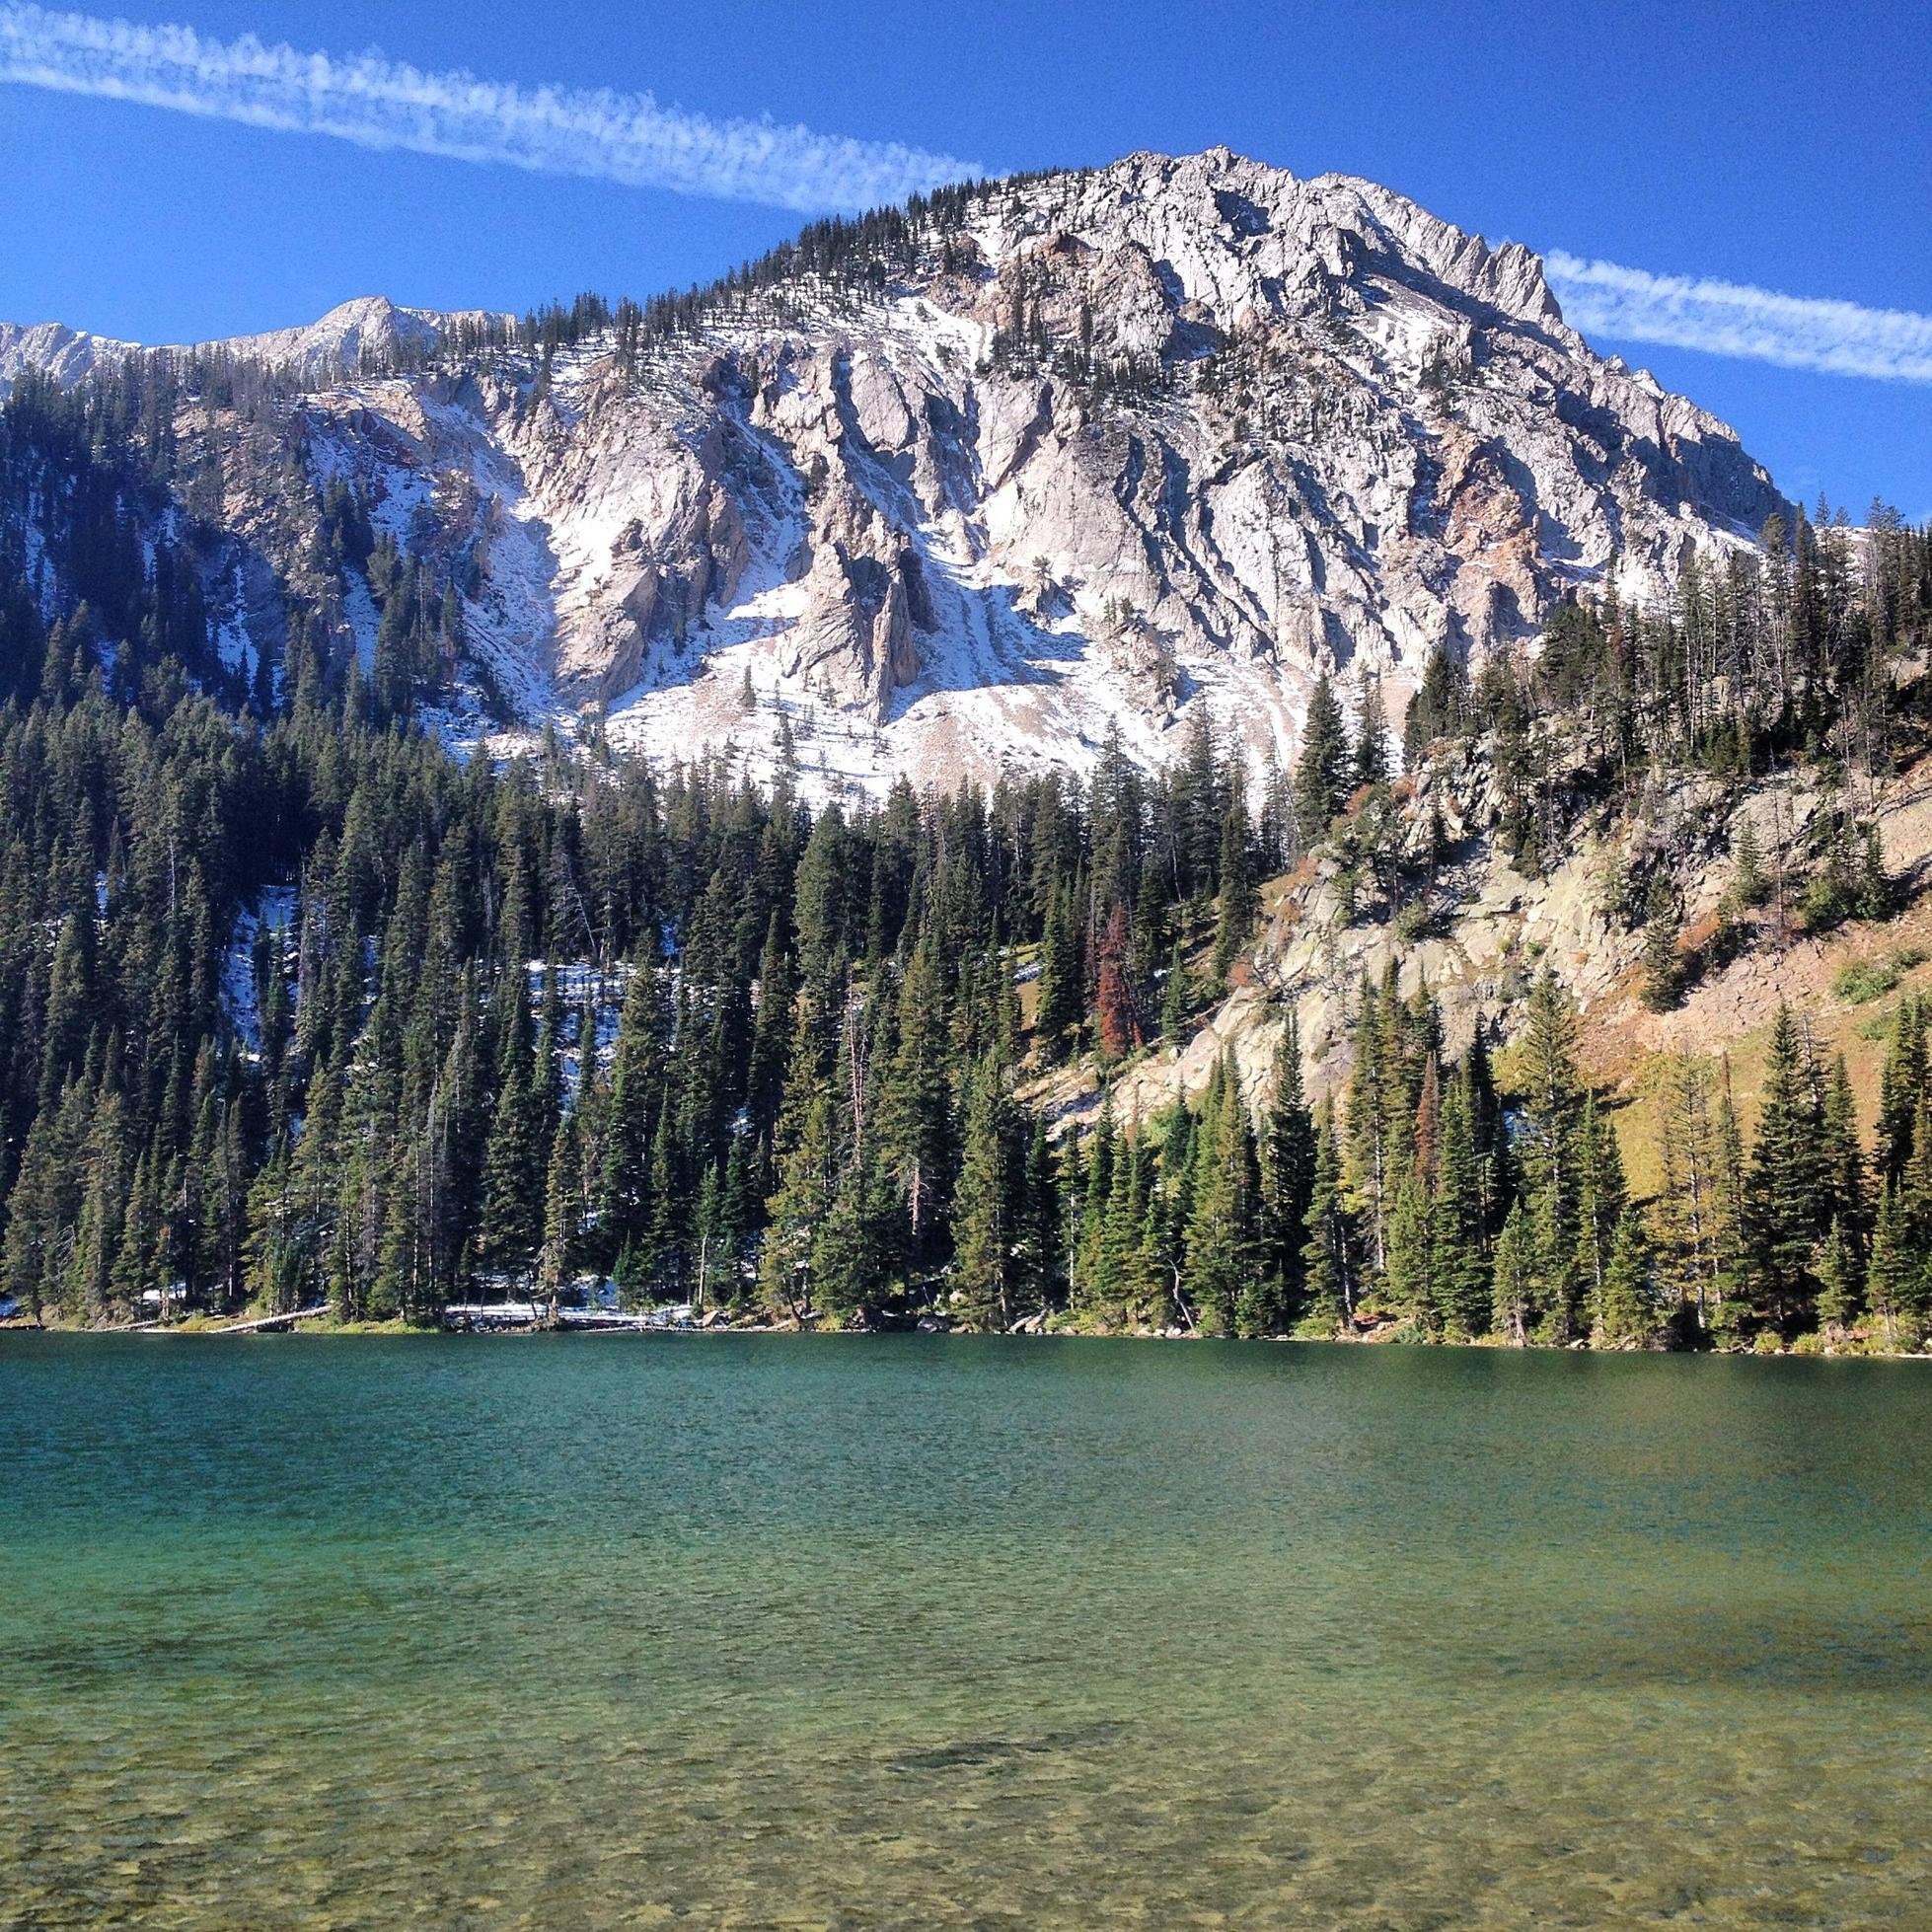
[4,1314,1926,1360]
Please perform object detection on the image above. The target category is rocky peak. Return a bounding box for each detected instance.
[2,153,1791,800]
[0,317,134,390]
[969,149,1568,339]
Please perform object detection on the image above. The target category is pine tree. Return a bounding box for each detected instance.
[1433,1070,1491,1338]
[1573,1093,1628,1305]
[1814,1218,1861,1343]
[809,1142,893,1322]
[1353,676,1390,790]
[1516,969,1586,1338]
[1655,1055,1726,1331]
[1640,875,1681,1011]
[1746,1003,1827,1331]
[1382,1170,1436,1329]
[1106,1120,1153,1329]
[1211,793,1258,982]
[1035,878,1083,1060]
[1261,1016,1317,1312]
[1074,1093,1121,1322]
[538,1107,583,1304]
[953,1055,1020,1331]
[1015,1115,1060,1317]
[1159,939,1192,1044]
[599,943,668,1258]
[1865,1184,1917,1350]
[760,1088,836,1320]
[1820,1054,1868,1243]
[1596,1204,1655,1345]
[1708,1065,1753,1346]
[1877,995,1925,1185]
[479,1007,545,1282]
[1300,1100,1356,1331]
[1294,673,1351,849]
[1491,1200,1536,1347]
[1185,1055,1261,1336]
[880,939,954,1259]
[1731,815,1766,907]
[1345,973,1394,1269]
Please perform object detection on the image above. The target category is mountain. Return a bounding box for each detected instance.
[2,150,1928,1357]
[0,150,1787,792]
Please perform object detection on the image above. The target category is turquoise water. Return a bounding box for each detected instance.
[3,1335,1929,1927]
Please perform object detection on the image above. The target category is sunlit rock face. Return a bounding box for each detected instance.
[2,152,1786,793]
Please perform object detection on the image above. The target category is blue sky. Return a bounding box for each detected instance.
[4,0,1929,514]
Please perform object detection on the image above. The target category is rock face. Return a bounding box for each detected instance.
[1,150,1788,790]
[0,318,136,389]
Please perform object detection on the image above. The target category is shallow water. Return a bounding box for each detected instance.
[3,1334,1929,1927]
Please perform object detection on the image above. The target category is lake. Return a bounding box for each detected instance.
[3,1334,1929,1926]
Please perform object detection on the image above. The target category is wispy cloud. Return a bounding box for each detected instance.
[0,3,979,213]
[1546,250,1932,384]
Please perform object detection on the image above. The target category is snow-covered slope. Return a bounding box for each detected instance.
[3,150,1789,793]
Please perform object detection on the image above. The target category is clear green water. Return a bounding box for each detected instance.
[3,1337,1929,1928]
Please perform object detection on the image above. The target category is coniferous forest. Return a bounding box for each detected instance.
[5,334,1932,1349]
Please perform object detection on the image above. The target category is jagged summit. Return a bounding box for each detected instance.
[991,148,1567,333]
[0,316,136,389]
[1,151,1789,793]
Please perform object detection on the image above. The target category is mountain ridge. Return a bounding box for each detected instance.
[1,150,1791,794]
[0,293,516,389]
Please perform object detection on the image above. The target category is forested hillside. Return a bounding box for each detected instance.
[5,255,1932,1349]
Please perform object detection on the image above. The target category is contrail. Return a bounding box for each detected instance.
[0,3,979,214]
[1547,250,1932,384]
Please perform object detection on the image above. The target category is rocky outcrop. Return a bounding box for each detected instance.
[1042,732,1932,1148]
[0,319,133,389]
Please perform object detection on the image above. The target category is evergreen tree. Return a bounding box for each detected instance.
[1035,878,1083,1059]
[1814,1218,1861,1342]
[953,1055,1021,1331]
[1640,875,1681,1011]
[1159,939,1192,1044]
[1820,1054,1868,1243]
[1261,1015,1317,1312]
[1731,816,1766,907]
[1573,1093,1628,1306]
[1433,1071,1491,1338]
[1746,1003,1827,1331]
[1294,674,1351,849]
[760,1088,836,1320]
[1515,969,1586,1338]
[1211,792,1258,982]
[1382,1169,1436,1329]
[1353,676,1390,790]
[1300,1100,1356,1330]
[1491,1200,1536,1347]
[1184,1056,1261,1336]
[1877,996,1925,1185]
[1596,1204,1655,1345]
[1865,1184,1918,1350]
[479,1001,545,1280]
